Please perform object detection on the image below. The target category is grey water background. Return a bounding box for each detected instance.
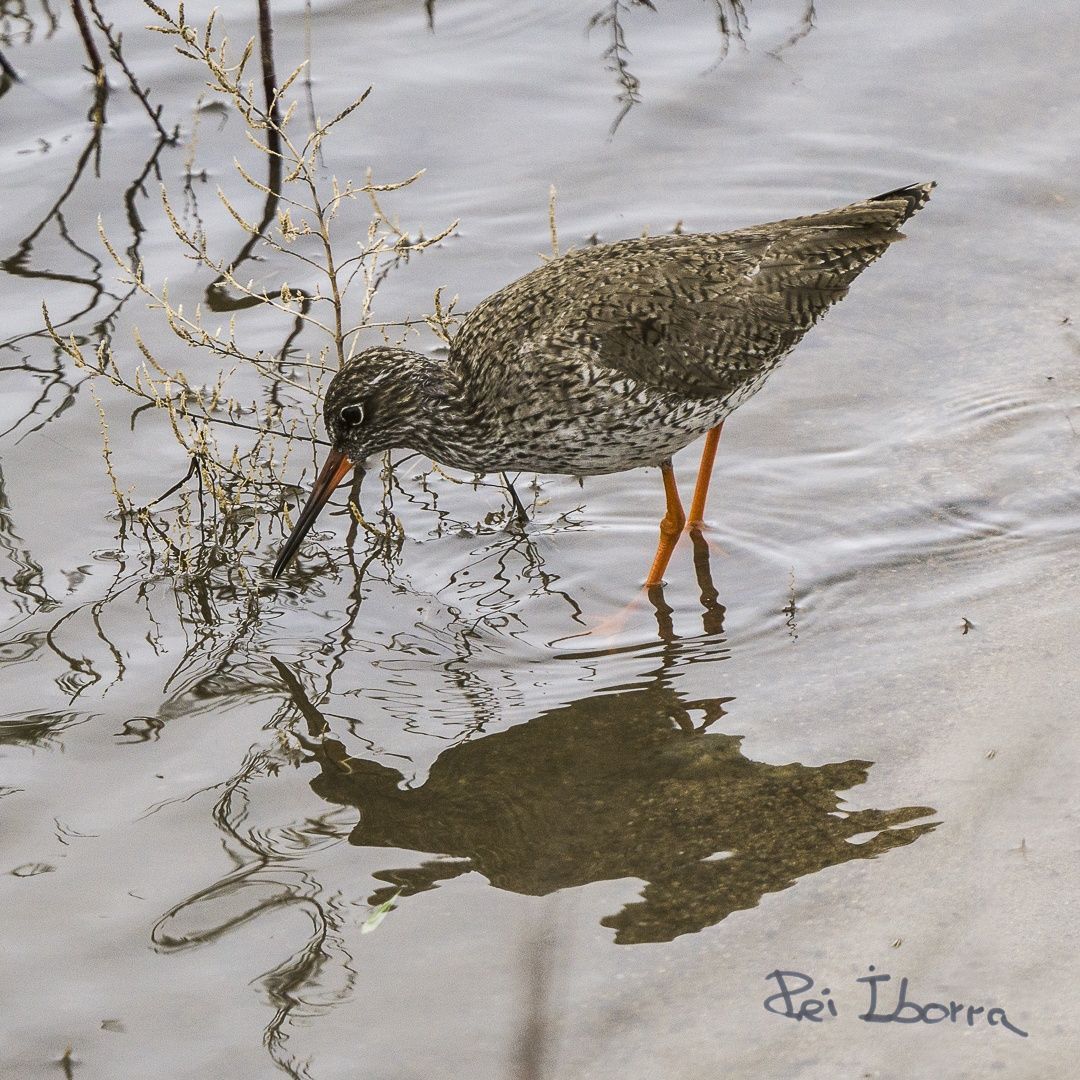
[2,1,1079,1077]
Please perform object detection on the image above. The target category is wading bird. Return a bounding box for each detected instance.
[272,182,934,584]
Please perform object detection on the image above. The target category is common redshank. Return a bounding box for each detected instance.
[272,182,934,584]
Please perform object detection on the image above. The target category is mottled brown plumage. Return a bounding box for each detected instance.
[455,181,932,401]
[272,182,934,581]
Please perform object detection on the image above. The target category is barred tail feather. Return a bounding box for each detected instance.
[870,181,936,224]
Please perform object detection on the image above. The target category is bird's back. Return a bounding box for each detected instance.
[451,182,934,402]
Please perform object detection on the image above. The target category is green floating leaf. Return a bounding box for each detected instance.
[360,889,402,934]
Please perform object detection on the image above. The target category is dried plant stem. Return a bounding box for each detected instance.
[548,185,560,259]
[60,1,460,576]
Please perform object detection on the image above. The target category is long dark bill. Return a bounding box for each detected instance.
[271,450,358,578]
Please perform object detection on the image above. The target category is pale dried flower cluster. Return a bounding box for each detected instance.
[46,1,460,580]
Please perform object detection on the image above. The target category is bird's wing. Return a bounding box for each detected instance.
[453,184,932,402]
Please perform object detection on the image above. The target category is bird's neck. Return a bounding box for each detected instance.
[397,347,468,415]
[398,348,497,469]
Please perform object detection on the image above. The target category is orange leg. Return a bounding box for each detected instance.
[644,460,686,587]
[687,423,724,530]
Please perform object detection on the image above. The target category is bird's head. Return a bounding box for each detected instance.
[271,346,434,577]
[322,346,435,463]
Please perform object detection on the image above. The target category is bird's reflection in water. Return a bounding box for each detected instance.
[283,583,936,945]
[149,556,938,1073]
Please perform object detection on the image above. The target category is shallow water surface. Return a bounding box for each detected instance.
[2,2,1079,1077]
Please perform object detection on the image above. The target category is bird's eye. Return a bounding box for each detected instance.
[339,404,365,426]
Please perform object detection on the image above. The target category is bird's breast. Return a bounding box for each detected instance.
[421,356,733,476]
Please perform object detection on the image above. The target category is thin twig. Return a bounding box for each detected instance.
[87,0,176,141]
[547,185,559,259]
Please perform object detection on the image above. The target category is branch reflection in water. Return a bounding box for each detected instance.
[426,0,818,135]
[590,0,817,133]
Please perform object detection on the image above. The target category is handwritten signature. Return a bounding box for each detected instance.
[763,968,1028,1038]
